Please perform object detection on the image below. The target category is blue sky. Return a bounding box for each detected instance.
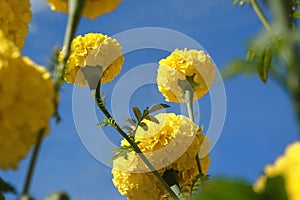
[1,0,299,199]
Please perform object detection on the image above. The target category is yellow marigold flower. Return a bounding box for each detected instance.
[0,31,55,170]
[45,0,122,19]
[112,113,210,200]
[0,0,32,49]
[157,49,215,102]
[254,141,300,200]
[63,33,124,87]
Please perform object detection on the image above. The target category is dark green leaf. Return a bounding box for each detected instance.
[0,177,16,194]
[139,122,148,131]
[149,104,170,113]
[257,47,272,83]
[123,125,134,132]
[260,175,288,200]
[293,11,300,18]
[123,118,137,126]
[144,116,160,124]
[133,107,142,121]
[142,107,150,117]
[45,191,70,200]
[0,193,4,200]
[193,178,260,200]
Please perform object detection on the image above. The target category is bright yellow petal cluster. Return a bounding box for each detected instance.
[45,0,122,19]
[254,141,300,200]
[0,31,55,170]
[0,0,32,49]
[63,33,124,87]
[112,113,210,200]
[157,49,215,102]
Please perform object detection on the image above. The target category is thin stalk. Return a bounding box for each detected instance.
[22,129,45,195]
[250,0,271,31]
[94,80,179,200]
[55,0,86,90]
[184,90,194,122]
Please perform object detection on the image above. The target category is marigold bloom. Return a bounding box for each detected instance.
[157,49,215,102]
[254,141,300,200]
[112,113,210,200]
[63,33,124,87]
[0,0,32,49]
[0,31,55,170]
[45,0,122,19]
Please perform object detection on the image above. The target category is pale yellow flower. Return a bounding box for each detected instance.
[0,31,55,170]
[0,0,32,49]
[45,0,122,19]
[112,113,210,200]
[157,49,215,102]
[63,33,124,87]
[254,141,300,200]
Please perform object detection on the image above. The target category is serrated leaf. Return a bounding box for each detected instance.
[293,11,300,19]
[149,104,170,113]
[133,107,142,121]
[123,118,137,126]
[257,47,272,83]
[139,122,148,131]
[144,116,160,124]
[0,177,16,194]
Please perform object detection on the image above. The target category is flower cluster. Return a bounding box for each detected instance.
[63,33,124,87]
[254,141,300,200]
[157,49,215,102]
[46,0,123,19]
[112,113,210,200]
[0,0,32,49]
[0,31,55,170]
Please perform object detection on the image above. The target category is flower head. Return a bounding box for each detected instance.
[112,113,210,200]
[157,49,215,102]
[0,0,32,49]
[254,141,300,200]
[0,31,55,170]
[63,33,124,87]
[46,0,122,19]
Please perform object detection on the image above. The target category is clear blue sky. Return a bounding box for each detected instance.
[1,0,299,199]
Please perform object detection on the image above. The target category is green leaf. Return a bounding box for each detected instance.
[257,47,272,83]
[142,107,150,117]
[97,118,116,127]
[122,125,134,132]
[232,0,240,6]
[19,195,35,200]
[149,103,170,113]
[246,48,256,62]
[110,144,138,162]
[260,175,288,200]
[45,191,70,200]
[293,11,300,19]
[0,177,16,194]
[144,115,160,124]
[133,107,142,121]
[123,118,137,126]
[221,60,257,79]
[139,122,148,131]
[193,178,260,200]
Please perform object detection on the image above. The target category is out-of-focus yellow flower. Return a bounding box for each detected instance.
[45,0,122,19]
[254,141,300,200]
[112,113,210,200]
[0,0,32,49]
[63,33,124,87]
[0,31,55,170]
[157,49,215,102]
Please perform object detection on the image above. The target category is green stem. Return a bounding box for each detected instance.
[250,0,271,31]
[55,0,86,90]
[22,129,45,195]
[184,90,194,122]
[94,80,179,200]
